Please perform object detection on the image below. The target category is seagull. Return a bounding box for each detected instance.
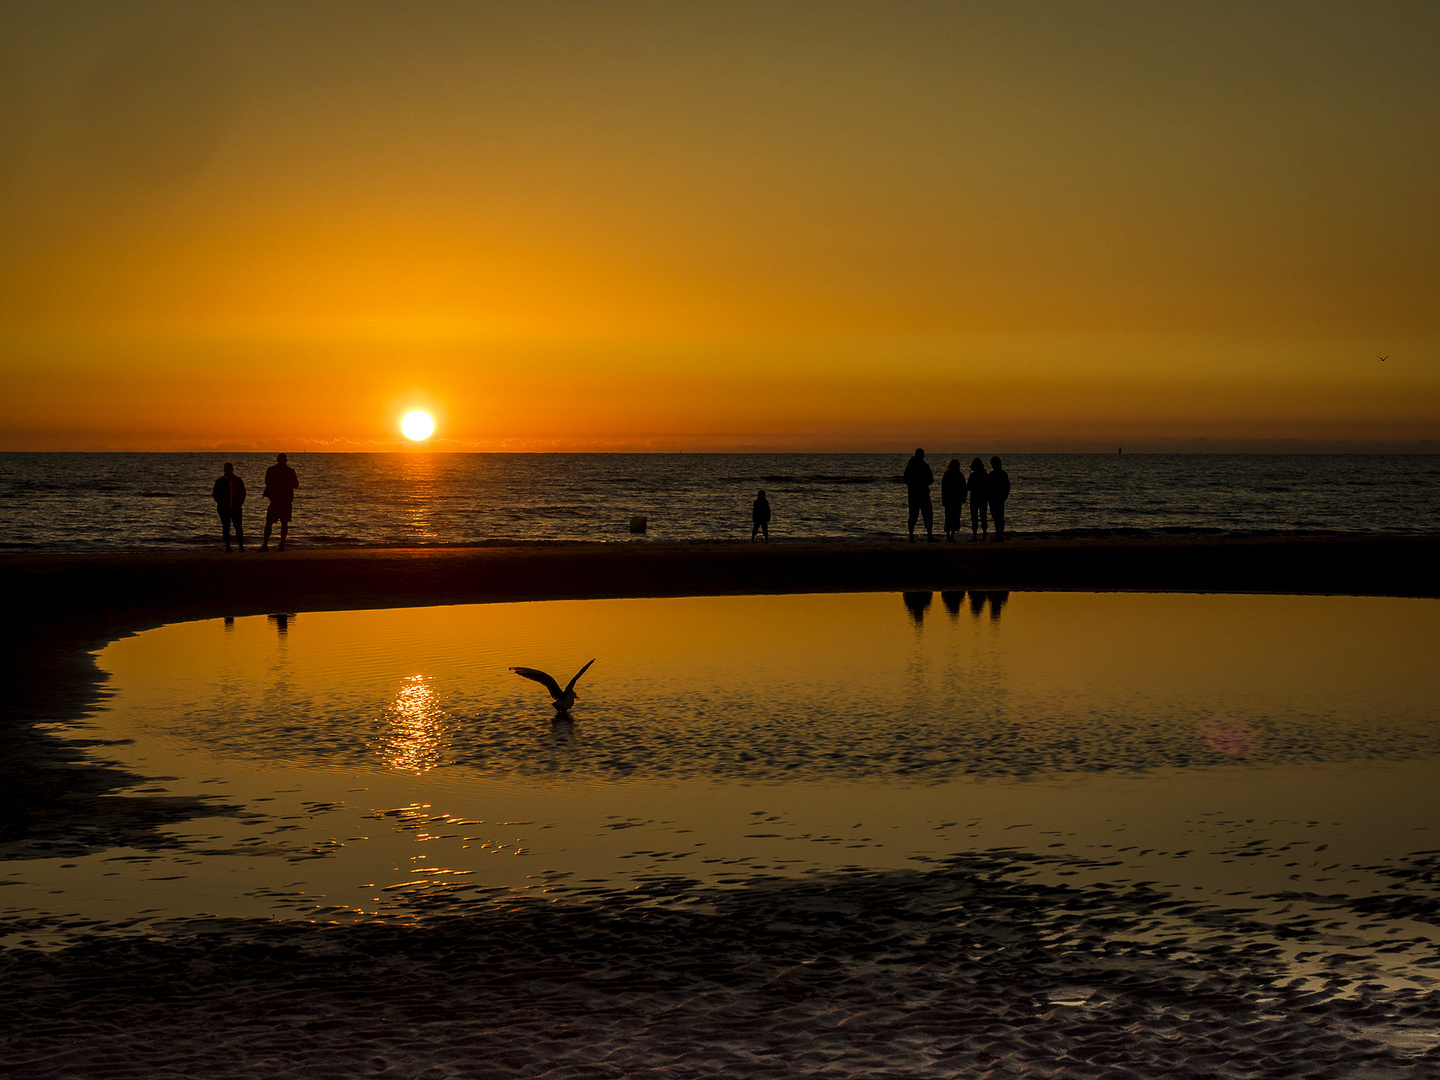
[511,659,596,714]
[1379,355,1388,361]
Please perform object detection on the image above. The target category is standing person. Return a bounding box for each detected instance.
[967,457,989,541]
[261,453,300,552]
[902,448,935,541]
[940,458,966,542]
[988,456,1011,541]
[751,489,771,541]
[211,462,247,553]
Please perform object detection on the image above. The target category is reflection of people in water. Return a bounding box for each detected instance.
[967,458,988,541]
[261,453,300,552]
[967,591,1008,620]
[940,459,966,542]
[988,456,1011,541]
[940,591,965,618]
[903,591,933,625]
[903,449,935,542]
[268,613,292,635]
[751,489,771,541]
[211,462,247,553]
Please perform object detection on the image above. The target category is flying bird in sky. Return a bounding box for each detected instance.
[1379,355,1388,361]
[511,659,596,714]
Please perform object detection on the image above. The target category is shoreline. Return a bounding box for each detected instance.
[4,534,1439,856]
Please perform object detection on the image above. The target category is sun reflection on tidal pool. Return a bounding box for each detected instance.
[376,674,449,773]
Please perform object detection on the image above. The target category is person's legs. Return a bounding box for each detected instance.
[992,502,1005,541]
[219,511,232,551]
[278,511,289,551]
[761,522,769,541]
[261,508,273,550]
[969,501,980,540]
[922,500,934,539]
[907,502,920,539]
[234,512,244,551]
[978,500,988,537]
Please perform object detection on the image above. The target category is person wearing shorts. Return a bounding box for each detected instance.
[261,453,300,551]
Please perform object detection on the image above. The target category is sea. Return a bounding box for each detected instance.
[1,452,1437,551]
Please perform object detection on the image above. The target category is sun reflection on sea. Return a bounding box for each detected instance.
[377,674,449,772]
[398,456,442,542]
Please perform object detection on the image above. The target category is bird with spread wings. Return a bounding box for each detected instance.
[511,659,596,714]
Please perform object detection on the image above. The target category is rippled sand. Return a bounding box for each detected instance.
[4,849,1440,1078]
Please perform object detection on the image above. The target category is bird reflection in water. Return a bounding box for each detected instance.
[379,674,450,773]
[548,714,578,748]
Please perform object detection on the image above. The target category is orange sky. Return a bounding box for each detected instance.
[2,2,1437,451]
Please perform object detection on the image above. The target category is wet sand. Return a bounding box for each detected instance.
[4,848,1440,1078]
[4,537,1440,1077]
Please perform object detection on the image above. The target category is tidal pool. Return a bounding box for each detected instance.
[6,591,1440,997]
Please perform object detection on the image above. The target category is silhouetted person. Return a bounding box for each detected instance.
[988,456,1011,541]
[903,448,935,541]
[212,462,247,552]
[967,458,988,540]
[261,453,300,552]
[752,489,771,541]
[940,458,966,542]
[903,591,933,625]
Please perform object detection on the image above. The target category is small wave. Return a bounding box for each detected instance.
[760,474,877,485]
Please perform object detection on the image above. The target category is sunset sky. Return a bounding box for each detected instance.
[2,1,1436,451]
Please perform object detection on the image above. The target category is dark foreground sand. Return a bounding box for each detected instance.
[4,849,1440,1079]
[4,537,1440,1078]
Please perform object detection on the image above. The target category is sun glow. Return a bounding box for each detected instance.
[401,410,435,442]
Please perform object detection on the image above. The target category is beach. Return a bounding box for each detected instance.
[5,536,1440,1078]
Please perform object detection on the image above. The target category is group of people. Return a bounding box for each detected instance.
[216,452,1004,550]
[749,450,1011,542]
[211,454,301,552]
[905,449,1011,542]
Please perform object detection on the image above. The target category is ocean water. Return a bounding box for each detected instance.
[0,451,1437,550]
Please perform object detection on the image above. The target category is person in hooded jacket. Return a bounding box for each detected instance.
[988,456,1011,541]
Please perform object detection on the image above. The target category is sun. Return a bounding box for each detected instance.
[400,410,435,442]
